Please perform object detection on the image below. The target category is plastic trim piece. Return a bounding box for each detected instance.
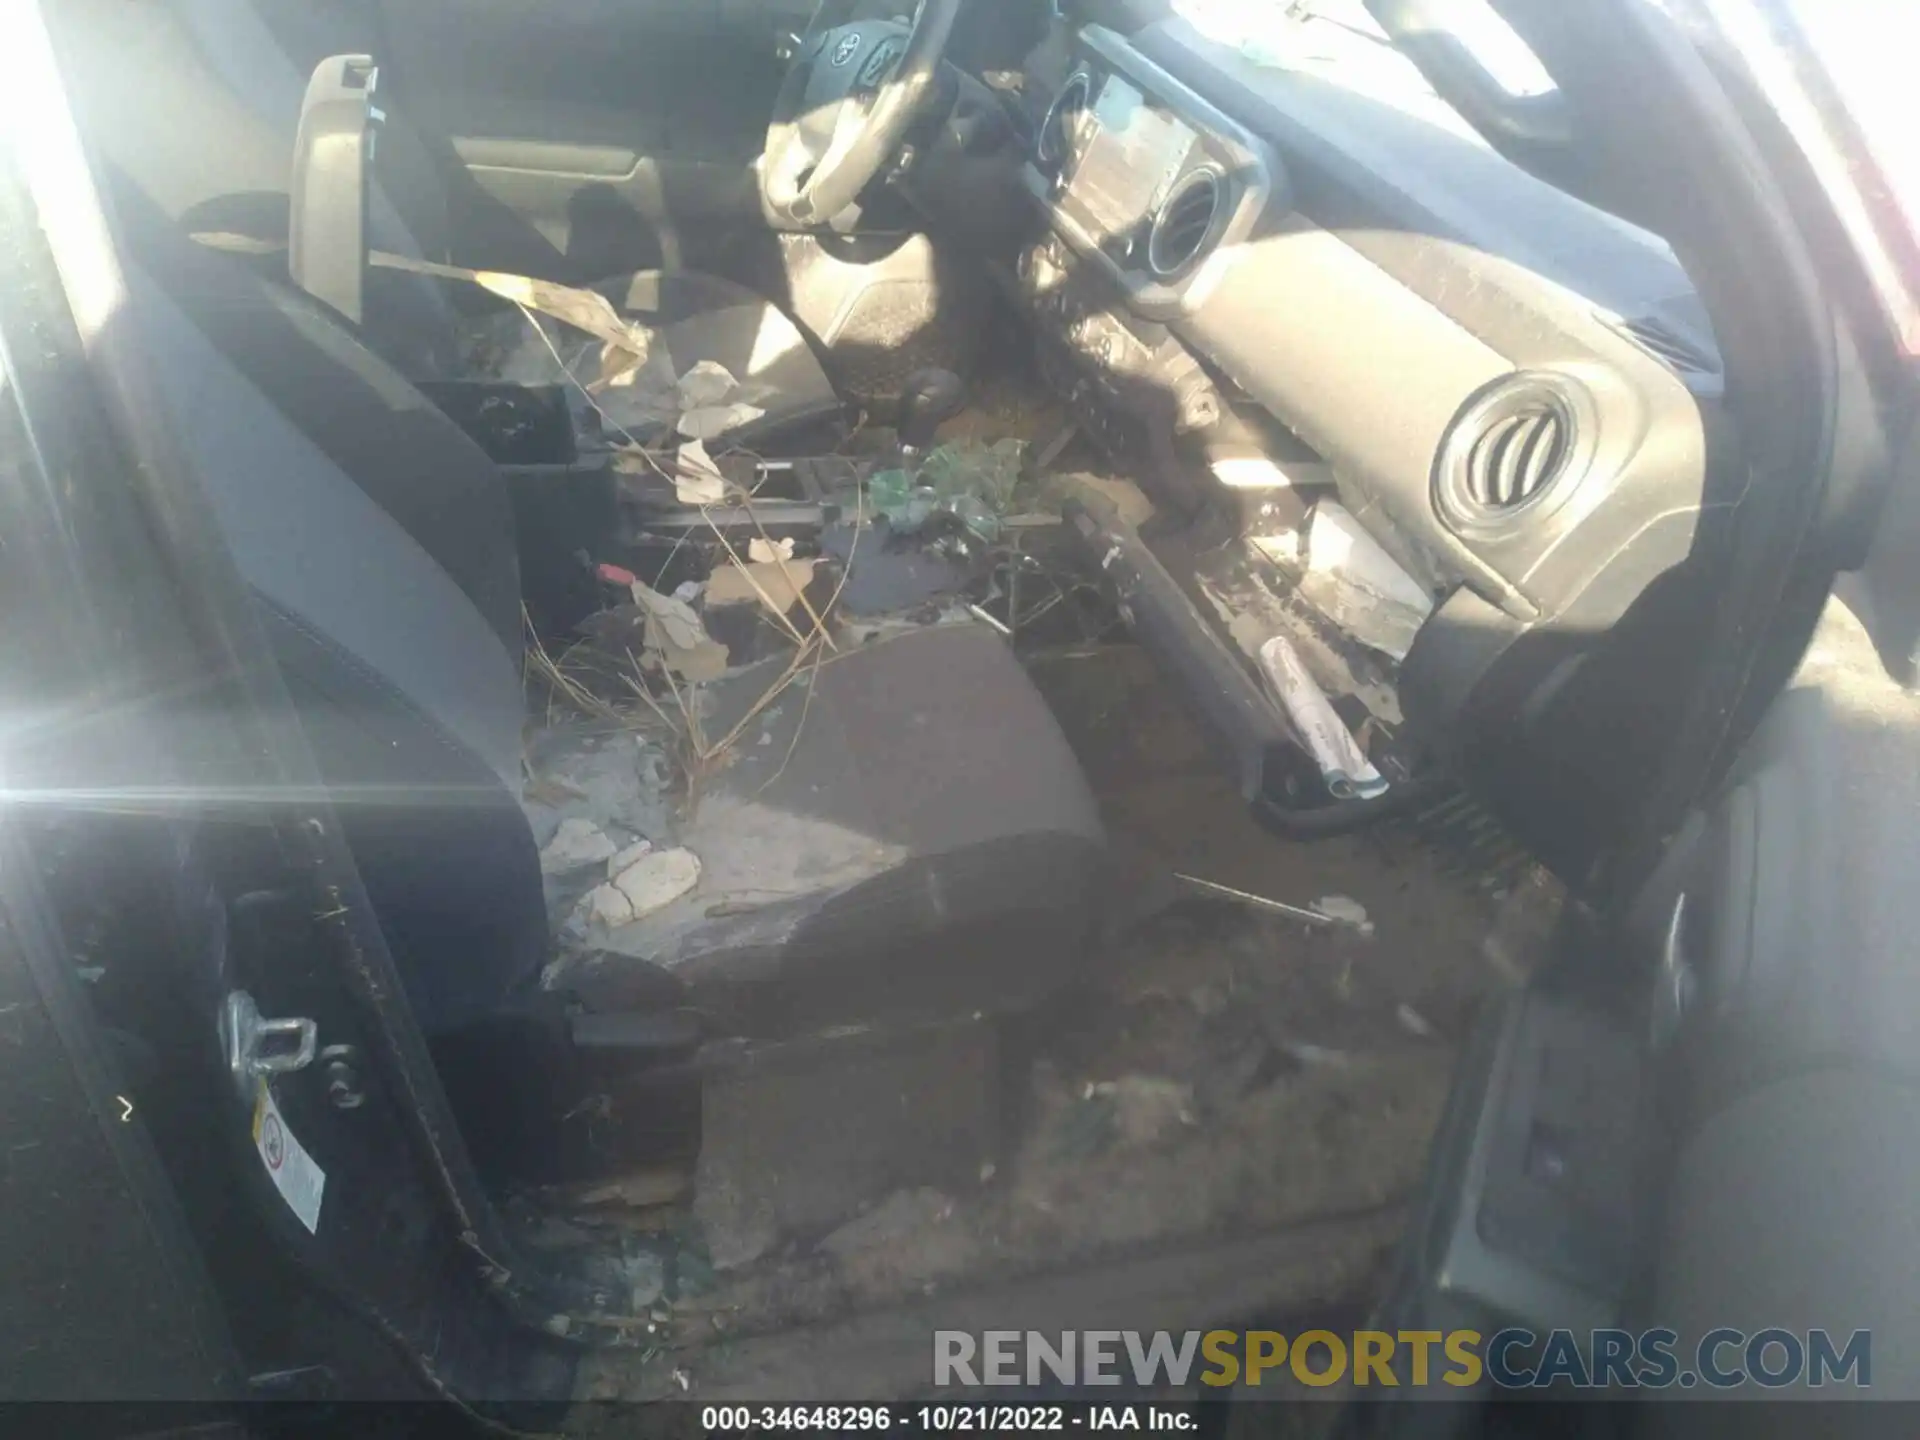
[1432,370,1601,538]
[288,55,377,326]
[1147,165,1225,280]
[1036,69,1094,172]
[1019,25,1285,320]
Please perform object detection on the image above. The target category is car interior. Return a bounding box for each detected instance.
[44,0,1915,1414]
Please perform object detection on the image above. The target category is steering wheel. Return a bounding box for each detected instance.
[761,0,963,226]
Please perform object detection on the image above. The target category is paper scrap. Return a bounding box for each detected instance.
[589,882,638,928]
[677,360,742,409]
[749,537,796,564]
[614,847,702,915]
[470,271,650,378]
[678,402,767,441]
[706,558,820,616]
[630,582,706,650]
[675,439,729,506]
[587,847,703,927]
[369,251,656,388]
[631,581,730,682]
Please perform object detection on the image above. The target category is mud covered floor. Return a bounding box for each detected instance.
[576,644,1515,1405]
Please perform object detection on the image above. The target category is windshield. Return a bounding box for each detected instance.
[1772,0,1920,347]
[1170,0,1558,98]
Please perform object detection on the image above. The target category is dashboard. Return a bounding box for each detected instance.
[994,20,1717,636]
[886,0,1744,861]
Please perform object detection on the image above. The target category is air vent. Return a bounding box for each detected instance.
[1038,71,1093,173]
[1147,168,1223,280]
[1610,314,1720,376]
[1435,374,1593,531]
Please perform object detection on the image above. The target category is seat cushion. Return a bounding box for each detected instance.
[457,268,843,448]
[541,623,1108,1034]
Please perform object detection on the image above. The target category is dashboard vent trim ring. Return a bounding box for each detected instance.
[1038,71,1094,174]
[1434,373,1596,535]
[1148,167,1224,281]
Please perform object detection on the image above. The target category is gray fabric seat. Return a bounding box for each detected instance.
[117,230,1106,1036]
[540,624,1107,1035]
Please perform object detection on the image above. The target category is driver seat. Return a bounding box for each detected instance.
[51,0,844,446]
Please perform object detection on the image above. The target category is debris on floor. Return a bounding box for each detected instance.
[704,558,820,617]
[748,537,796,565]
[607,840,654,874]
[1314,894,1375,936]
[481,305,1530,1402]
[582,846,703,930]
[1483,864,1569,983]
[1296,500,1436,664]
[386,252,781,444]
[573,1165,693,1213]
[675,360,739,410]
[520,410,1126,889]
[673,361,768,441]
[867,437,1026,540]
[818,1189,958,1262]
[551,644,1502,1395]
[817,519,970,617]
[522,722,677,933]
[541,818,619,875]
[629,579,731,684]
[1259,633,1390,801]
[1174,873,1376,936]
[1082,1075,1199,1150]
[673,438,729,505]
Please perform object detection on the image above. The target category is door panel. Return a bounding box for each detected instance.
[372,0,816,276]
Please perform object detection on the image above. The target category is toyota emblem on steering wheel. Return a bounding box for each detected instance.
[832,33,863,67]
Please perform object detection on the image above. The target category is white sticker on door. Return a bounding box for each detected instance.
[252,1083,326,1234]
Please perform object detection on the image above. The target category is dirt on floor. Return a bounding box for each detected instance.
[573,642,1519,1404]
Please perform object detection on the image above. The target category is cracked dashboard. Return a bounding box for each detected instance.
[996,20,1717,659]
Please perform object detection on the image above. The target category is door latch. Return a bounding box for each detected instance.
[221,991,318,1101]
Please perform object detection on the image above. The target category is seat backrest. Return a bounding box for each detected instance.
[118,220,549,1035]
